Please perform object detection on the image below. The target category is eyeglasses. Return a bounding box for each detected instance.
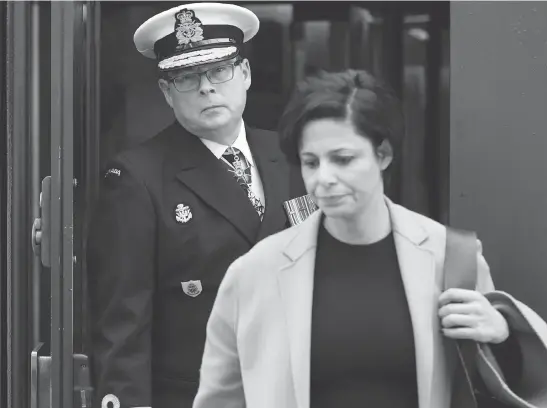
[169,59,243,93]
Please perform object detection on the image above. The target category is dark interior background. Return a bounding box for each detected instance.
[99,1,450,219]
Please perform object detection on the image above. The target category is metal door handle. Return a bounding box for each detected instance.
[74,353,94,408]
[31,176,51,267]
[30,343,52,408]
[31,217,42,256]
[31,347,94,408]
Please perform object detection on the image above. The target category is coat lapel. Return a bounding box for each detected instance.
[277,211,323,408]
[246,126,290,241]
[163,122,261,244]
[387,199,439,408]
[276,199,441,408]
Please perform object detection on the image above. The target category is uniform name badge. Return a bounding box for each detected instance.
[181,280,202,297]
[283,194,319,226]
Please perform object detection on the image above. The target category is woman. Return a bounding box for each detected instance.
[192,70,547,408]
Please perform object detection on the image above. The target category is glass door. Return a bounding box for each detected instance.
[5,2,95,408]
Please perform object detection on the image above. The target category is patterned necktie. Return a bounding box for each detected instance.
[222,146,265,218]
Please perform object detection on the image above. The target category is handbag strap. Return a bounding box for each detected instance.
[444,227,480,408]
[444,228,478,291]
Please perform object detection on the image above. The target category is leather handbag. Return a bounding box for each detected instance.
[444,227,547,408]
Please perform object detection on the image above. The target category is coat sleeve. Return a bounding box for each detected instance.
[479,291,547,402]
[475,239,495,293]
[474,239,523,388]
[193,258,245,408]
[87,156,155,408]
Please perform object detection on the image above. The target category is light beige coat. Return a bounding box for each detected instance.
[192,199,539,408]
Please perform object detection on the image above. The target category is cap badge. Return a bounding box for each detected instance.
[175,203,193,224]
[181,280,202,297]
[175,9,204,47]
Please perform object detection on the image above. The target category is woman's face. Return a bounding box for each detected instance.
[299,118,392,220]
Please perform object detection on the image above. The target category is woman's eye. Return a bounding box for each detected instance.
[335,156,353,165]
[302,160,318,168]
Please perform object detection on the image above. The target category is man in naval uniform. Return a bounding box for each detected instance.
[86,3,306,408]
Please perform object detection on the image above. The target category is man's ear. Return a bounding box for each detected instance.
[240,58,251,91]
[158,78,174,108]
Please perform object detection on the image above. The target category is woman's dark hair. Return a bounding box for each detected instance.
[279,69,405,168]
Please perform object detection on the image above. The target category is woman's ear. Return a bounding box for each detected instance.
[377,139,393,171]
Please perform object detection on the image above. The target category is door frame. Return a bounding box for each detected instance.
[4,2,86,408]
[1,1,9,406]
[5,3,33,408]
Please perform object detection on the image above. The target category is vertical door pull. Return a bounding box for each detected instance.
[31,176,51,267]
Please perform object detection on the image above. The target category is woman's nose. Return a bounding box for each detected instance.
[315,163,336,185]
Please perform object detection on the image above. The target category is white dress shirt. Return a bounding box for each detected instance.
[199,121,265,208]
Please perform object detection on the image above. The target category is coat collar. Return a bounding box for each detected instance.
[198,121,256,166]
[162,121,287,244]
[282,196,429,261]
[163,121,261,243]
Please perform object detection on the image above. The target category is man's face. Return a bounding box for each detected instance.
[158,58,251,138]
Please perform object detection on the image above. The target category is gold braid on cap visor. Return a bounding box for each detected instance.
[158,46,238,70]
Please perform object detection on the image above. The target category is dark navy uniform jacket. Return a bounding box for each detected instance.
[87,121,305,408]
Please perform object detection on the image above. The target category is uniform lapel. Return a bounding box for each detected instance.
[164,122,261,244]
[277,211,323,408]
[246,126,290,241]
[387,199,439,408]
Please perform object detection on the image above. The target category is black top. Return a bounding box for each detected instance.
[310,221,419,408]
